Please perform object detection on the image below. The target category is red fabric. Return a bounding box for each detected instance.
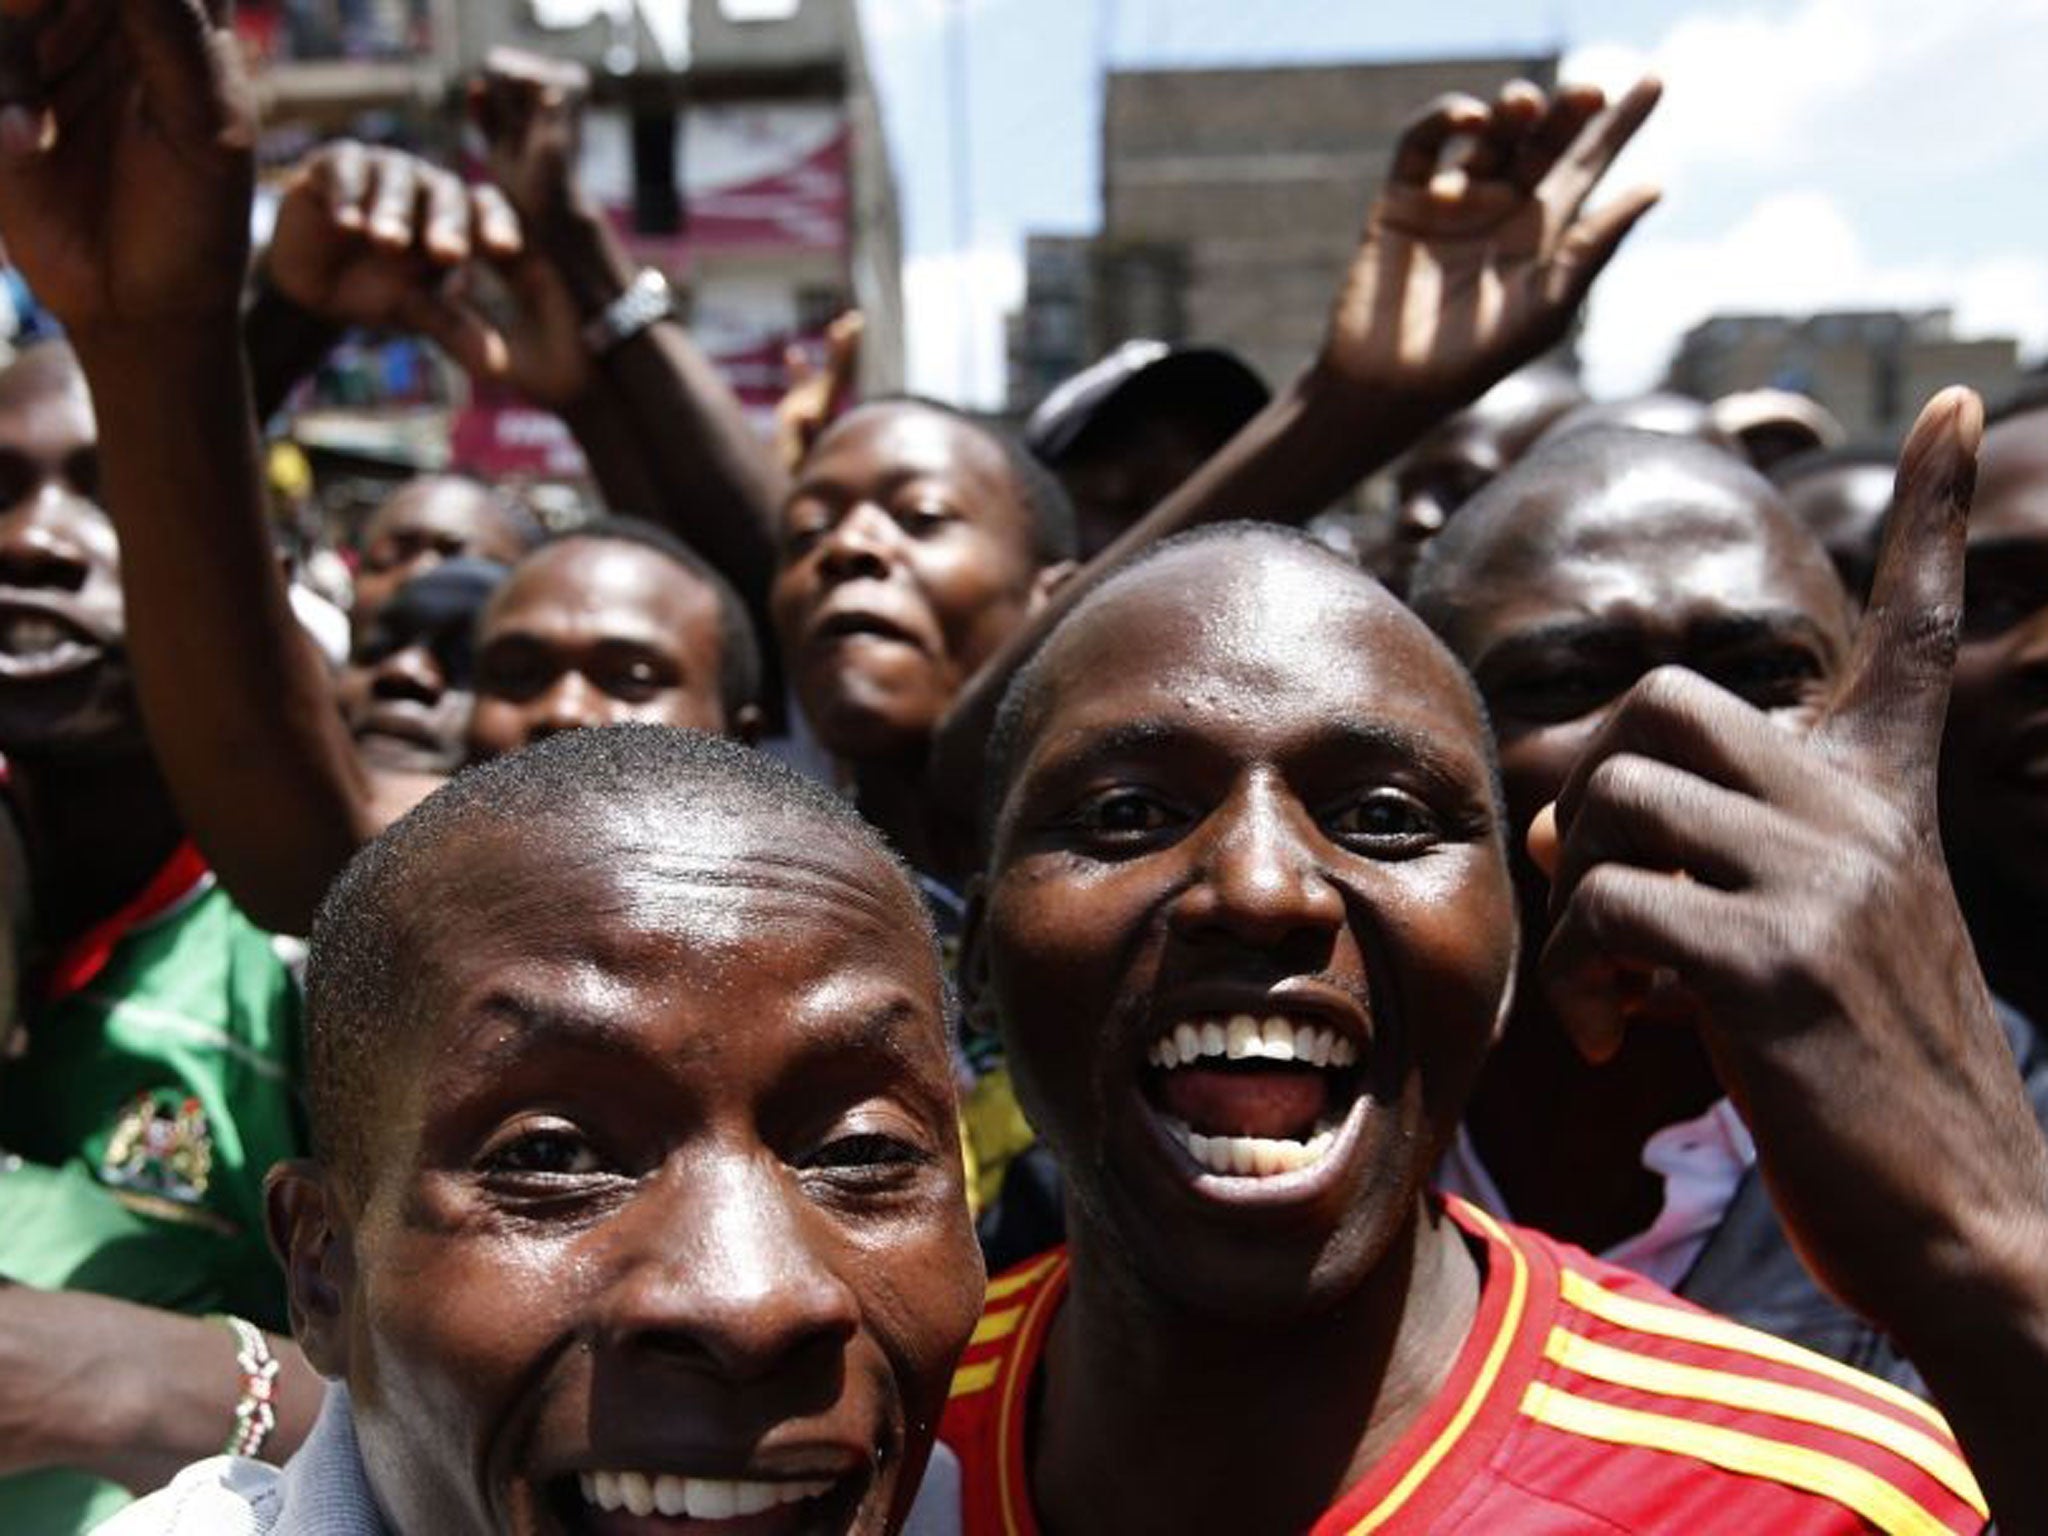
[939,1198,1985,1535]
[42,841,209,1003]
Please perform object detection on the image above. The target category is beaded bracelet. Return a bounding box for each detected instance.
[218,1314,280,1459]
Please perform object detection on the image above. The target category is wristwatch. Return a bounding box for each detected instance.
[582,268,677,357]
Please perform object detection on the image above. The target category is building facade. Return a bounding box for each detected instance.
[237,0,902,491]
[1666,309,2021,445]
[1008,54,1559,413]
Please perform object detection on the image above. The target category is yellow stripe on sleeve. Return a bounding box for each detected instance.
[1558,1268,1949,1433]
[971,1306,1026,1347]
[949,1358,1002,1398]
[984,1253,1062,1304]
[1521,1383,1965,1536]
[1543,1328,1984,1518]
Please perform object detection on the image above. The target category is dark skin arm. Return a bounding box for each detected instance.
[0,6,333,1475]
[1537,389,2048,1533]
[923,77,1663,872]
[0,1283,323,1486]
[469,49,788,615]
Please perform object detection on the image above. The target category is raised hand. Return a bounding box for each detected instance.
[263,141,523,380]
[1320,77,1660,418]
[0,0,254,331]
[464,47,599,409]
[774,309,862,473]
[467,46,589,231]
[1535,389,2048,1341]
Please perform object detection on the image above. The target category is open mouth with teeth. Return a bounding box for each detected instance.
[0,606,100,679]
[1142,1014,1364,1180]
[548,1468,854,1533]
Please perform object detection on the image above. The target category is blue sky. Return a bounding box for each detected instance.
[856,0,2048,405]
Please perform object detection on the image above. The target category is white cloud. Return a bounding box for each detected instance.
[1564,0,2048,394]
[1579,191,2048,395]
[903,243,1024,407]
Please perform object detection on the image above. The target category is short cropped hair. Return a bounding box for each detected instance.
[532,516,764,717]
[980,521,1502,848]
[304,724,936,1187]
[840,397,1081,567]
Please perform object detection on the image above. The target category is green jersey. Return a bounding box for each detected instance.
[0,848,305,1535]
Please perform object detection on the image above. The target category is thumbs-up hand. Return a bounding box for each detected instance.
[0,0,254,335]
[1537,389,2048,1340]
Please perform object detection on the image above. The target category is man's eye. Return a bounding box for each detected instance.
[481,1127,606,1179]
[477,647,552,701]
[809,1133,926,1172]
[1072,788,1181,842]
[899,501,955,534]
[1711,649,1822,708]
[595,655,675,703]
[782,504,832,555]
[1494,669,1629,724]
[1327,790,1440,849]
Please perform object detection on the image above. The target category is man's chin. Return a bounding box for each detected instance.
[803,688,938,769]
[0,691,147,762]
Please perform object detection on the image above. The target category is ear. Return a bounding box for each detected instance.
[731,702,767,746]
[265,1160,356,1379]
[1027,560,1079,613]
[957,874,1004,1049]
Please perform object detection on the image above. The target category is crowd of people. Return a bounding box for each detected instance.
[0,3,2043,1534]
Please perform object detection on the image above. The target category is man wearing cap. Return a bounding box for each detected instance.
[1024,341,1272,557]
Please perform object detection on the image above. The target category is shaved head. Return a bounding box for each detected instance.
[1410,427,1849,657]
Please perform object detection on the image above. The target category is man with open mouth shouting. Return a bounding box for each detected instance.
[103,727,985,1536]
[946,395,2048,1532]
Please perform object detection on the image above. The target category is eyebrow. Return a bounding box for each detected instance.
[788,464,948,510]
[448,987,937,1080]
[1026,714,1487,792]
[1475,608,1836,669]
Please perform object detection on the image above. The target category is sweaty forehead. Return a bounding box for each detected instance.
[409,804,935,990]
[1028,542,1490,757]
[487,541,719,639]
[1445,456,1840,633]
[806,406,1019,506]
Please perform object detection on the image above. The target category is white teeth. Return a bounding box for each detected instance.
[618,1471,655,1517]
[1164,1116,1344,1180]
[580,1470,837,1517]
[0,614,66,656]
[1149,1015,1358,1070]
[654,1474,688,1516]
[1225,1014,1259,1059]
[689,1480,738,1520]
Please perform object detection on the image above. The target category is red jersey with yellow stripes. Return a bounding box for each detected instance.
[933,1197,1985,1535]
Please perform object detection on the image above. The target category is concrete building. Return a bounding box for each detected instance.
[1666,309,2021,445]
[238,0,903,489]
[1008,54,1559,413]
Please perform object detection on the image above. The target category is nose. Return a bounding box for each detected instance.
[0,488,92,592]
[368,642,445,705]
[815,502,895,584]
[590,1155,861,1385]
[523,670,613,744]
[1171,775,1346,954]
